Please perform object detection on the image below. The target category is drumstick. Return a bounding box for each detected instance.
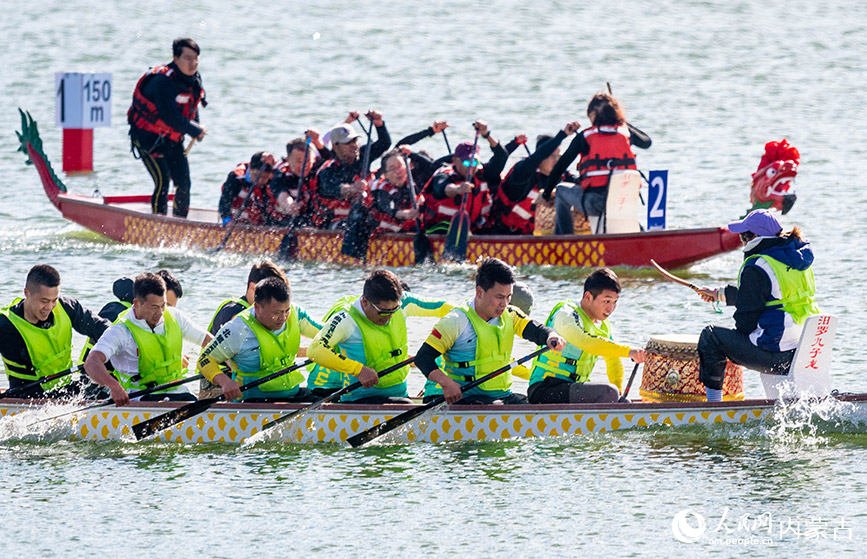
[650,259,723,314]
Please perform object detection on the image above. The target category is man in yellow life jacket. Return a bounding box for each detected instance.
[197,277,320,402]
[307,269,453,404]
[0,265,110,398]
[84,273,216,406]
[415,257,566,405]
[528,268,646,404]
[695,210,820,402]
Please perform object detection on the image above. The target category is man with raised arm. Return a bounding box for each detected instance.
[415,257,566,405]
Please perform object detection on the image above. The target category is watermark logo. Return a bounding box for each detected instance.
[672,509,706,543]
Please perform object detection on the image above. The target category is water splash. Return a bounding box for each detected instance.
[763,386,867,446]
[0,402,86,443]
[358,403,447,447]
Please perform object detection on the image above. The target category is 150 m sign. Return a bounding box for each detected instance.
[55,72,112,128]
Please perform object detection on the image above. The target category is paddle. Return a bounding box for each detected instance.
[184,137,197,157]
[442,129,480,262]
[403,153,433,264]
[442,129,452,155]
[277,136,313,261]
[30,373,205,425]
[0,365,80,400]
[340,118,375,259]
[132,359,312,440]
[618,362,640,403]
[649,259,722,313]
[347,347,548,448]
[258,355,415,432]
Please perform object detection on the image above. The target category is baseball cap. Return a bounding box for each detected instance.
[330,124,361,144]
[454,141,480,161]
[727,209,783,237]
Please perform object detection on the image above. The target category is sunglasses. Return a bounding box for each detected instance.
[369,300,401,316]
[461,159,480,168]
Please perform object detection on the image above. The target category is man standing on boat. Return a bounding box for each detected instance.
[197,277,320,402]
[0,265,110,398]
[695,210,820,402]
[127,38,207,218]
[307,270,453,403]
[528,268,645,403]
[544,93,651,234]
[84,273,216,405]
[309,112,391,229]
[420,121,507,233]
[482,122,581,235]
[218,152,279,226]
[415,257,566,405]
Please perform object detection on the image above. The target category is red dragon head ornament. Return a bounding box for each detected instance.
[750,139,799,215]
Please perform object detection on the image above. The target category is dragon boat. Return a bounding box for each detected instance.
[2,393,865,445]
[18,109,746,268]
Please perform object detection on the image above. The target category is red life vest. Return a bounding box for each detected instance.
[420,166,492,230]
[369,176,417,233]
[490,164,541,235]
[577,125,637,190]
[308,159,374,228]
[127,65,203,143]
[225,163,277,226]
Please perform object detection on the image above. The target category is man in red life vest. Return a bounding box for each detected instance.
[127,38,207,218]
[368,146,422,233]
[420,121,508,233]
[217,152,278,227]
[309,111,391,229]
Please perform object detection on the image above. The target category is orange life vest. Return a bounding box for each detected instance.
[127,65,203,143]
[308,159,374,228]
[577,125,637,189]
[490,164,540,235]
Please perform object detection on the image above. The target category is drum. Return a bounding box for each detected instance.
[532,191,590,235]
[639,334,744,402]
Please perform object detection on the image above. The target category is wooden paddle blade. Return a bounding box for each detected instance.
[442,210,470,262]
[413,230,433,265]
[347,401,436,447]
[131,396,221,440]
[340,204,374,260]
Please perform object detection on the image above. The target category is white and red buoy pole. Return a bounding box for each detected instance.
[55,72,111,174]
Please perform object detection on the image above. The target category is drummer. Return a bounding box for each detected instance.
[695,209,820,402]
[527,268,645,403]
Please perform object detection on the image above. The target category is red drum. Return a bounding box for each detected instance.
[639,334,744,402]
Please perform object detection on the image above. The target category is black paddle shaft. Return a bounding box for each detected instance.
[402,153,433,264]
[0,365,80,400]
[347,347,549,447]
[132,360,312,440]
[260,355,415,431]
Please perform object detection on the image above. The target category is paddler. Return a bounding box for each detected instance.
[197,276,320,402]
[367,146,422,234]
[528,268,645,404]
[544,93,651,234]
[695,210,820,401]
[420,121,507,233]
[198,261,290,398]
[415,257,566,405]
[218,152,279,227]
[83,273,216,405]
[307,269,453,404]
[481,121,581,235]
[127,38,207,218]
[309,111,391,229]
[0,265,111,398]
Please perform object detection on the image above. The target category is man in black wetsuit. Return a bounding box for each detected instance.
[127,37,207,218]
[0,265,110,398]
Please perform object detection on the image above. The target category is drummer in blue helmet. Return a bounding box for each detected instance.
[695,209,821,401]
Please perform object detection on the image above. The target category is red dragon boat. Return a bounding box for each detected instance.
[18,110,741,268]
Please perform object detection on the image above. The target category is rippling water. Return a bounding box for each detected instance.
[2,1,867,556]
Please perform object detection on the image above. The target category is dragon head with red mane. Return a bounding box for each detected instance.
[750,139,799,215]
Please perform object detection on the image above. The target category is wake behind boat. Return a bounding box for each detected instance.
[18,110,740,268]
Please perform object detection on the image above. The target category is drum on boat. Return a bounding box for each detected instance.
[640,334,745,402]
